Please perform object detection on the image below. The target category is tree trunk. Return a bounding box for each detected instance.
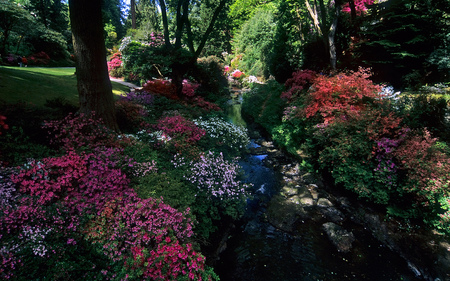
[131,0,136,29]
[69,0,119,131]
[328,4,340,70]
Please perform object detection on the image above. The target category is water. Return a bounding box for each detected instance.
[217,98,423,281]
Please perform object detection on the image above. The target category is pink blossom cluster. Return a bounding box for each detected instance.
[182,79,200,97]
[143,32,165,47]
[107,52,123,75]
[190,97,222,112]
[141,238,205,280]
[84,195,194,262]
[1,144,202,279]
[342,0,374,16]
[155,115,206,145]
[232,69,244,79]
[0,115,8,135]
[43,113,122,152]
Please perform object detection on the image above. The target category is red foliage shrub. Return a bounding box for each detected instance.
[27,51,50,65]
[394,129,450,198]
[304,68,382,124]
[281,69,317,101]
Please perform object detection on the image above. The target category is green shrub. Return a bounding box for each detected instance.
[241,80,286,134]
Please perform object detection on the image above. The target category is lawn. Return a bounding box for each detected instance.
[0,66,130,107]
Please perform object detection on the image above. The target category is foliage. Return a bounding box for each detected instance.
[232,7,277,78]
[115,99,149,133]
[43,112,124,152]
[263,68,450,235]
[303,68,382,124]
[153,114,206,156]
[281,69,318,102]
[194,116,250,157]
[357,0,449,88]
[0,139,218,279]
[191,56,230,101]
[107,52,124,78]
[173,150,250,231]
[241,80,286,134]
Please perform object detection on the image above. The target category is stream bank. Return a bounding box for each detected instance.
[211,89,450,281]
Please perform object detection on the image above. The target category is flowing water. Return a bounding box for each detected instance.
[216,95,423,281]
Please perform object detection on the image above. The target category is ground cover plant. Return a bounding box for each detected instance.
[0,64,248,279]
[0,67,130,107]
[243,68,450,236]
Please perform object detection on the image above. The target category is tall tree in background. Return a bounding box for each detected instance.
[158,0,228,97]
[69,0,118,131]
[304,0,345,69]
[357,0,449,88]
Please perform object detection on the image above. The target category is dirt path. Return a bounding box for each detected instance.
[110,77,141,90]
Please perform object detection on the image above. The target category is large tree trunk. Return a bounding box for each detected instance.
[69,0,118,131]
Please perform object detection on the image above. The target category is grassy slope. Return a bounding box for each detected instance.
[0,66,130,107]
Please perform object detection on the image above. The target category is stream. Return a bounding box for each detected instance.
[214,93,423,281]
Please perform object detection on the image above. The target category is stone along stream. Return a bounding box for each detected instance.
[213,92,422,281]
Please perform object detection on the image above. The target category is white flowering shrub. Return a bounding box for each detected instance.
[193,117,250,156]
[173,151,249,201]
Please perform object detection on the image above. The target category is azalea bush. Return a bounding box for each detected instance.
[108,52,124,78]
[0,142,218,280]
[154,114,206,155]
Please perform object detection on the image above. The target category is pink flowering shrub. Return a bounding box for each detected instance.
[27,51,51,65]
[189,97,222,112]
[342,0,374,16]
[43,112,123,152]
[108,52,123,78]
[141,239,205,280]
[182,79,200,97]
[155,115,206,154]
[232,69,244,79]
[1,144,216,279]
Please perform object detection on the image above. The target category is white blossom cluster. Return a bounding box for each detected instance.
[20,226,52,257]
[193,117,250,152]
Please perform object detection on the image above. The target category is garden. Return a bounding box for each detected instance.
[1,0,450,280]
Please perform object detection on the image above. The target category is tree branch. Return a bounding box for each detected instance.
[194,0,227,57]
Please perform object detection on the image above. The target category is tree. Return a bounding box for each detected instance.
[304,0,345,70]
[158,0,228,97]
[69,0,118,131]
[357,0,449,88]
[0,0,34,58]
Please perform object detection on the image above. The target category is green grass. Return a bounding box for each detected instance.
[0,66,130,107]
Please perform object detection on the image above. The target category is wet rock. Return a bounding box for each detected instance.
[318,207,345,223]
[322,222,355,253]
[267,194,308,232]
[317,198,333,208]
[249,146,268,155]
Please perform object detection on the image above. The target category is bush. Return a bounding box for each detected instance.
[194,116,250,157]
[241,80,286,134]
[107,52,124,78]
[192,56,230,102]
